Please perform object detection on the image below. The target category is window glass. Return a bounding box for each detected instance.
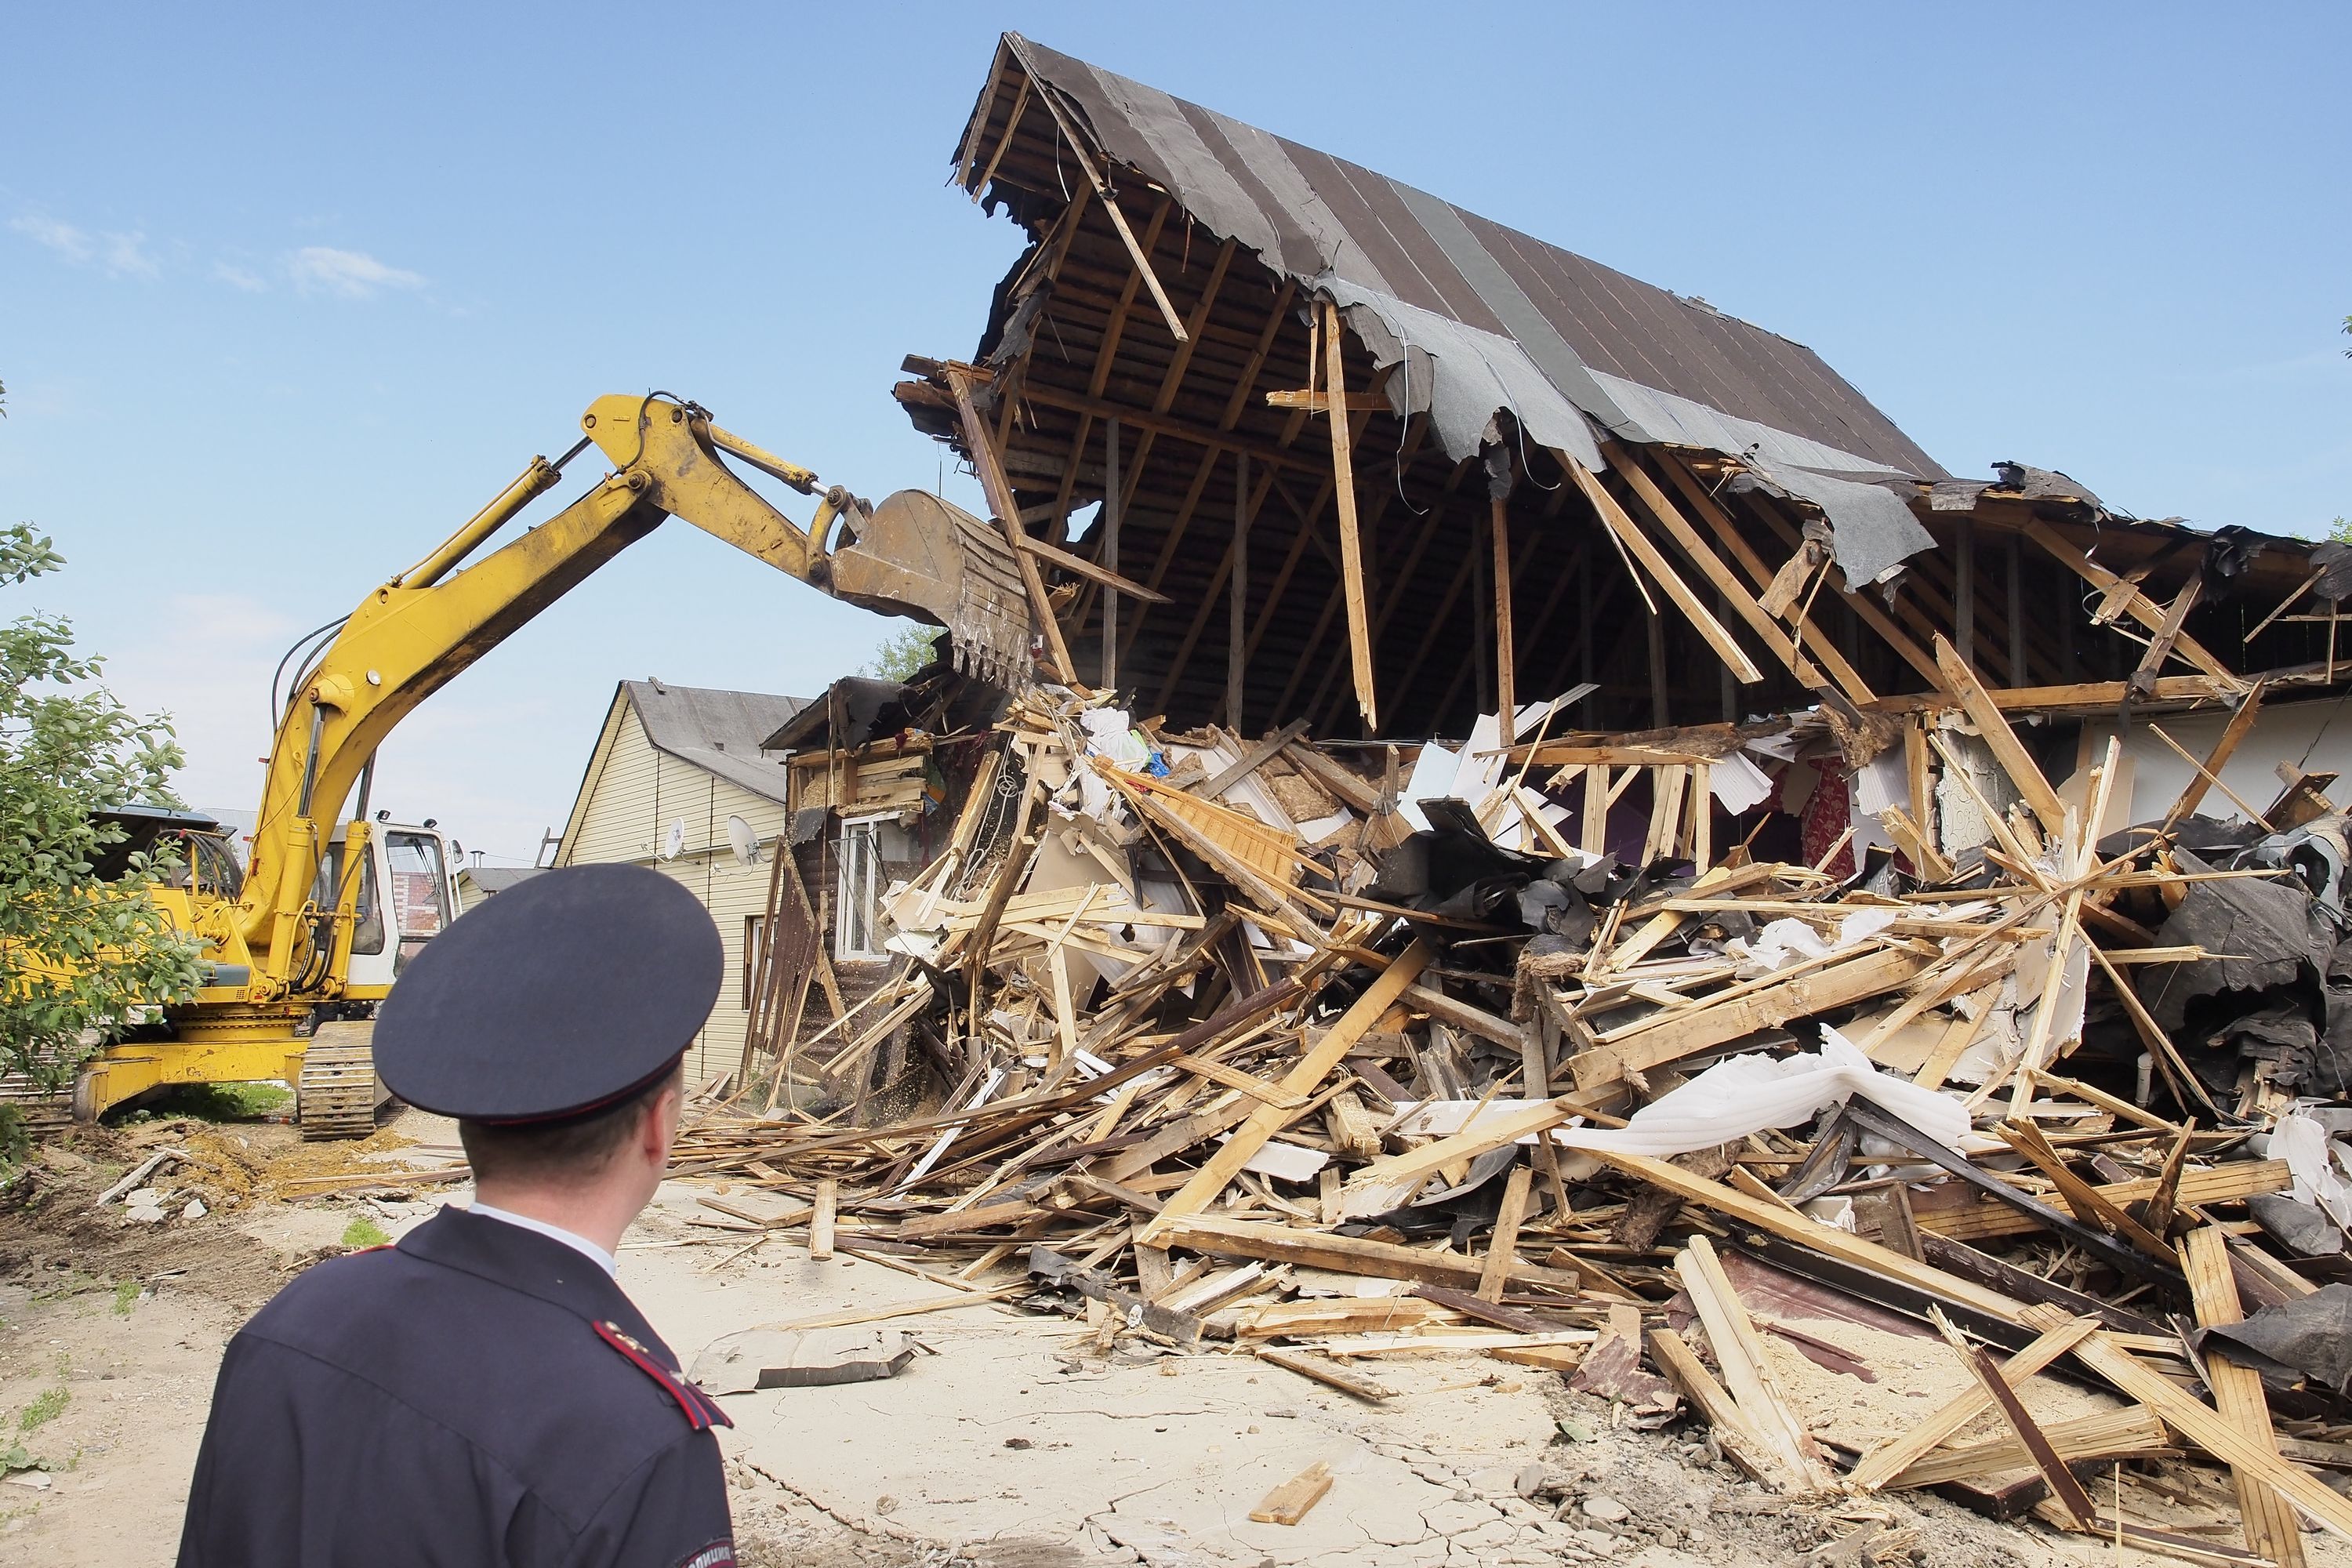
[384,832,452,971]
[834,819,886,960]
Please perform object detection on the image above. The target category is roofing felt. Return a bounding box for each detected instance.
[976,35,1950,504]
[622,680,809,806]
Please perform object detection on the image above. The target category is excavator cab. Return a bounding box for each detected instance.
[315,820,459,989]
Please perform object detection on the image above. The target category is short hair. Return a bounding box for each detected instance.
[459,1060,681,1185]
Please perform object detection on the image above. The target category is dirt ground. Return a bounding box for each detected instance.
[1,1106,2339,1566]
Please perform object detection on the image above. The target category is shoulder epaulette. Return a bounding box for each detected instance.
[592,1319,733,1431]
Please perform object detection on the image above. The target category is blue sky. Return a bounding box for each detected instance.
[4,3,2346,863]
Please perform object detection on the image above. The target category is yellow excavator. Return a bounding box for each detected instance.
[72,393,1029,1136]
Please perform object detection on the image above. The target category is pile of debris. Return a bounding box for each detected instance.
[680,660,2352,1562]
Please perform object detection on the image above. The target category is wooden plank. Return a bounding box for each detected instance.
[2165,678,2270,828]
[1323,300,1378,728]
[1158,1213,1589,1294]
[1916,1160,2290,1242]
[1679,1235,1835,1493]
[946,368,1074,682]
[1563,453,1764,684]
[1604,442,1867,702]
[1570,945,1932,1090]
[1255,1348,1392,1403]
[1282,742,1380,815]
[1932,633,2067,837]
[2183,1225,2305,1567]
[2070,1330,2352,1542]
[1492,495,1518,742]
[1939,1317,2100,1530]
[2020,517,2241,684]
[1476,1167,1536,1303]
[1340,1094,1587,1212]
[1400,982,1527,1053]
[1227,451,1248,730]
[1013,529,1170,606]
[1996,1117,2175,1261]
[1139,941,1431,1244]
[1648,1327,1780,1485]
[1650,455,1887,695]
[1018,75,1189,343]
[2128,574,2206,701]
[1203,717,1312,799]
[810,1178,838,1261]
[1849,1309,2096,1490]
[1250,1460,1335,1525]
[1588,1150,2031,1325]
[1893,1407,2170,1488]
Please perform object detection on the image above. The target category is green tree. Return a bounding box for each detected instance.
[862,622,941,683]
[1,523,203,1094]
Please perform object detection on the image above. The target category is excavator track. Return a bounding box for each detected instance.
[298,1021,388,1141]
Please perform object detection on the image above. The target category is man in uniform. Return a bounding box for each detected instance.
[178,863,737,1567]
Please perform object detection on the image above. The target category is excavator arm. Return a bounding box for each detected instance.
[227,394,1029,998]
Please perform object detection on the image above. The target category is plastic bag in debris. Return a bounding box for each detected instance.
[2272,1108,2352,1236]
[1723,909,1899,977]
[1552,1025,1969,1159]
[1078,707,1153,769]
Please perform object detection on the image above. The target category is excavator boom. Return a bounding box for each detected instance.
[233,393,1030,1000]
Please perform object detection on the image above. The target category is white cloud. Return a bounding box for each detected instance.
[13,213,91,262]
[288,245,424,299]
[100,230,158,278]
[212,260,267,292]
[11,213,159,278]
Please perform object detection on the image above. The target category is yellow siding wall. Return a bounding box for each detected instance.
[557,705,793,1085]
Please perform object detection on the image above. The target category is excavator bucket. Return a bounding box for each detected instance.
[825,489,1033,685]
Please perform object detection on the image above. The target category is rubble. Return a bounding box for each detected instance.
[670,649,2352,1566]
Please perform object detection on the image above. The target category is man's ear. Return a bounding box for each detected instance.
[640,1086,680,1163]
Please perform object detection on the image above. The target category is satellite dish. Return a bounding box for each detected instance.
[726,815,761,867]
[659,819,685,862]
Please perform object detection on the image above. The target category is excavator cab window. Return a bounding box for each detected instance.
[316,840,384,956]
[384,831,452,973]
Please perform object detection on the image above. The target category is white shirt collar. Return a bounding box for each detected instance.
[465,1201,618,1277]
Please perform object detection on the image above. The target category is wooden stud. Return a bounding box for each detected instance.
[1229,451,1249,731]
[810,1178,838,1261]
[1602,444,1867,702]
[946,368,1076,683]
[2020,517,2241,684]
[1323,299,1378,729]
[1475,1167,1535,1303]
[968,71,1031,201]
[1020,76,1189,343]
[2163,678,2268,829]
[1678,1234,1835,1493]
[2183,1225,2305,1566]
[2129,574,2206,702]
[1102,419,1120,690]
[1564,453,1764,684]
[1932,633,2067,837]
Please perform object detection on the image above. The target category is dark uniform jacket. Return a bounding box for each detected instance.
[177,1205,735,1568]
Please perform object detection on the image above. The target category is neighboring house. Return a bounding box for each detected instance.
[454,864,546,911]
[553,679,810,1084]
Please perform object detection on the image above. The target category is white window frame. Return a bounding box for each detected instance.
[834,813,891,960]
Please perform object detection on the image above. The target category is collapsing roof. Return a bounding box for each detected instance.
[979,35,1940,575]
[896,34,2345,742]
